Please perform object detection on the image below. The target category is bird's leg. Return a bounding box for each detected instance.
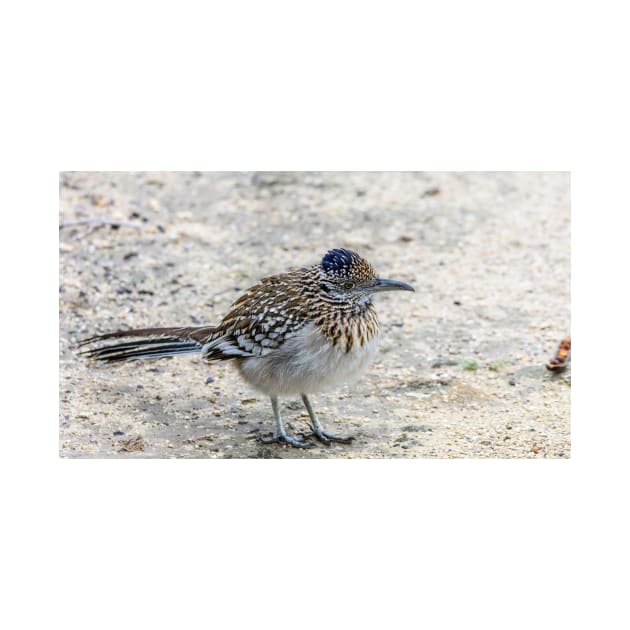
[257,396,313,448]
[300,394,354,445]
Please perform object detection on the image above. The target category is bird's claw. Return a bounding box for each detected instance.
[256,431,314,448]
[306,427,354,445]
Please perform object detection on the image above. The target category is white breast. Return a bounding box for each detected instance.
[237,322,379,396]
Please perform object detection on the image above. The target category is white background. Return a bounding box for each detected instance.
[2,0,629,628]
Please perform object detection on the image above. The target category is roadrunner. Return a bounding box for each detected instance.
[80,248,414,447]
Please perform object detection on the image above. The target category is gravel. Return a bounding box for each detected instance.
[59,171,570,458]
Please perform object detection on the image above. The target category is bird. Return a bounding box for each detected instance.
[79,248,415,448]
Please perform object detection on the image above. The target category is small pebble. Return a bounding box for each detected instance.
[422,187,440,197]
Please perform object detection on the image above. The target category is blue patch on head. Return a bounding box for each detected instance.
[321,248,360,275]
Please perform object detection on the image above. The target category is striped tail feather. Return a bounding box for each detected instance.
[78,326,216,364]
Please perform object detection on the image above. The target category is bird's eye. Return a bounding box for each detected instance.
[343,282,355,290]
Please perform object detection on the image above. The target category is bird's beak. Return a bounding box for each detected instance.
[371,278,415,293]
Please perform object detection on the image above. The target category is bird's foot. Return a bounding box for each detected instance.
[256,430,314,448]
[306,427,354,445]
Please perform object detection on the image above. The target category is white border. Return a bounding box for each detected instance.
[5,1,629,628]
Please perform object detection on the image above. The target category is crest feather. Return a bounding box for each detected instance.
[321,248,375,281]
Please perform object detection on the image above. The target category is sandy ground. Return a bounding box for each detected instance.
[59,171,570,458]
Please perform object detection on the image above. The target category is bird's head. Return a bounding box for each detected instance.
[318,248,415,303]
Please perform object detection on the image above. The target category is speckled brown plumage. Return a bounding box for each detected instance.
[80,248,414,447]
[200,265,380,360]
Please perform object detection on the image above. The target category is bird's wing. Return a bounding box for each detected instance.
[200,273,311,362]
